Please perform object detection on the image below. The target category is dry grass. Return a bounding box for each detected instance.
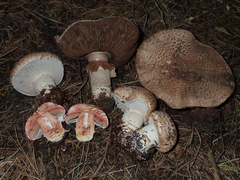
[1,0,240,179]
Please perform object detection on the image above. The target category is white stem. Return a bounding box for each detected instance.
[83,112,89,127]
[33,74,56,94]
[87,52,112,99]
[136,121,159,150]
[89,66,111,98]
[121,109,145,134]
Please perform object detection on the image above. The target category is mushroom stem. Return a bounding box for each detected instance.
[132,116,159,154]
[85,51,116,112]
[112,86,157,135]
[33,74,56,94]
[76,111,95,142]
[89,66,111,98]
[87,51,110,62]
[86,51,115,99]
[121,109,145,134]
[33,75,64,104]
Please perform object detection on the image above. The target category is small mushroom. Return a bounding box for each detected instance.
[64,104,109,142]
[25,102,66,142]
[129,111,177,160]
[135,29,235,109]
[112,86,157,135]
[55,16,140,111]
[10,52,64,105]
[112,86,157,150]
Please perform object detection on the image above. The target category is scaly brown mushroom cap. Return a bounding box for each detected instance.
[150,111,177,153]
[135,29,235,109]
[55,16,140,67]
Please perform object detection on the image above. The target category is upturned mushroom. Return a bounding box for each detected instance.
[25,102,66,142]
[10,52,64,105]
[135,29,235,109]
[112,86,157,149]
[64,104,109,142]
[113,86,157,134]
[129,111,177,160]
[55,16,140,111]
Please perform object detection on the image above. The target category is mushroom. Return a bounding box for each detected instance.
[111,86,157,149]
[129,111,177,160]
[64,104,109,142]
[135,29,235,109]
[113,86,157,134]
[10,52,64,105]
[55,16,140,111]
[25,102,66,142]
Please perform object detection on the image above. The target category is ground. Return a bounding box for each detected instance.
[0,0,240,179]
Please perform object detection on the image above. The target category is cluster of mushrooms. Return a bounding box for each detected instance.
[10,17,235,160]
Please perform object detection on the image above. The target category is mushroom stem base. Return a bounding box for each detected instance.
[121,110,145,134]
[88,66,112,98]
[33,74,56,94]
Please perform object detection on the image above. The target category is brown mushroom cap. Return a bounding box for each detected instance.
[135,29,235,109]
[55,16,140,67]
[150,111,177,153]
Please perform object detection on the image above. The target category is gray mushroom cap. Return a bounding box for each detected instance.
[10,52,64,96]
[135,29,235,109]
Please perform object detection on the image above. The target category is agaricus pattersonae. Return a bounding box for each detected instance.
[64,104,109,142]
[112,86,157,135]
[112,86,177,160]
[130,111,177,160]
[25,102,66,142]
[55,16,140,112]
[10,52,65,105]
[135,29,235,109]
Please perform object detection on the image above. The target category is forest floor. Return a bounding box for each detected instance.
[1,0,240,179]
